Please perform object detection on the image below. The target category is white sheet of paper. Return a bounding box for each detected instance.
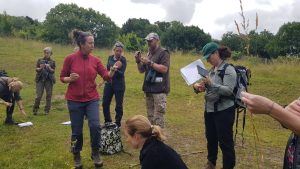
[61,121,71,125]
[180,59,206,86]
[18,122,33,127]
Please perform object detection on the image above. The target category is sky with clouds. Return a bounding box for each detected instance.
[0,0,299,39]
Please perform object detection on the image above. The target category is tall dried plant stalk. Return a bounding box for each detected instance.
[235,0,258,56]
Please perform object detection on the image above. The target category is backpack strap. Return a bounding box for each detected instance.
[214,63,233,112]
[218,63,230,82]
[234,106,247,146]
[234,108,240,144]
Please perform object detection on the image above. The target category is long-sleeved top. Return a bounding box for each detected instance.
[140,137,188,169]
[60,51,111,102]
[105,55,127,91]
[35,57,56,83]
[205,61,237,113]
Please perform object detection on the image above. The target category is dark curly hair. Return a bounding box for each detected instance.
[217,46,231,60]
[72,29,93,47]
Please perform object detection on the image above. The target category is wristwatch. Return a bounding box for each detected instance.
[150,61,154,67]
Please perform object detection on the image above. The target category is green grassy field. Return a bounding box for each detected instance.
[0,37,300,169]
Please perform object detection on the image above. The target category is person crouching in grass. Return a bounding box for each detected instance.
[0,77,26,124]
[124,115,188,169]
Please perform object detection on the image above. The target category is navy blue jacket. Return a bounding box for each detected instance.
[105,55,127,91]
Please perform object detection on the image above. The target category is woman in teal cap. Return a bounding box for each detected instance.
[193,42,237,169]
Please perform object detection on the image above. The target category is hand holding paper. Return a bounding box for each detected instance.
[180,59,207,86]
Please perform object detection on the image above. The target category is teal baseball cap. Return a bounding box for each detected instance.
[202,42,219,60]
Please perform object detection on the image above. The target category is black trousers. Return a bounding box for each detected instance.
[102,83,125,127]
[205,106,236,169]
[1,95,15,123]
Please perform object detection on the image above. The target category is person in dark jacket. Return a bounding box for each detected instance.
[125,115,188,169]
[33,47,55,115]
[0,77,26,124]
[102,41,126,127]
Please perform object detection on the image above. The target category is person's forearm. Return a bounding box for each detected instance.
[151,62,168,73]
[269,103,300,135]
[36,67,42,72]
[62,77,72,83]
[16,100,24,111]
[137,63,145,73]
[108,68,115,78]
[48,67,55,73]
[0,100,5,105]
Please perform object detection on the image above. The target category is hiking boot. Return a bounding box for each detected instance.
[4,119,18,125]
[73,152,83,169]
[91,149,103,168]
[33,109,38,115]
[204,161,216,169]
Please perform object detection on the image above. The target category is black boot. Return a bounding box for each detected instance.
[33,110,38,115]
[73,152,82,169]
[91,149,103,168]
[4,118,17,125]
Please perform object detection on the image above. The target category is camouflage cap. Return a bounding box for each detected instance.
[145,32,160,41]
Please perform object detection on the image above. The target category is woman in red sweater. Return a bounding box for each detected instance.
[60,29,120,169]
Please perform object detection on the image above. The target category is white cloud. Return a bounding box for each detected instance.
[0,0,55,20]
[130,0,203,24]
[215,0,299,39]
[0,0,298,39]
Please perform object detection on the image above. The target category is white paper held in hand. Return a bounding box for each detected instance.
[180,59,206,86]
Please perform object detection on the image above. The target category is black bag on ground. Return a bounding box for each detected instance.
[99,122,123,155]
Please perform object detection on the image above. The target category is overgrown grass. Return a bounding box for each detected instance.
[0,38,299,169]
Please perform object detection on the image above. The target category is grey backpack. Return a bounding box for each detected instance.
[100,123,123,155]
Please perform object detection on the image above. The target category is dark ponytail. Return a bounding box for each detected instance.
[218,46,231,60]
[72,29,93,47]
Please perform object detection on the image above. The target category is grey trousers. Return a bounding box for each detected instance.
[33,80,53,113]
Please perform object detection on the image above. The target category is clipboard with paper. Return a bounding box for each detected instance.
[180,59,207,86]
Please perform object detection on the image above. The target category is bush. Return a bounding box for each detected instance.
[231,51,243,61]
[118,33,147,52]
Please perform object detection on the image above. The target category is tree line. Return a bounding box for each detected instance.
[0,3,299,59]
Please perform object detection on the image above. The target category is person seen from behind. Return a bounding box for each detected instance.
[125,115,188,169]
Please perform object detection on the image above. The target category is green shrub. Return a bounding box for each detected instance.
[118,33,147,52]
[232,51,243,61]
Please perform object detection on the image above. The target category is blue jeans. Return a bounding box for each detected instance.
[67,99,101,153]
